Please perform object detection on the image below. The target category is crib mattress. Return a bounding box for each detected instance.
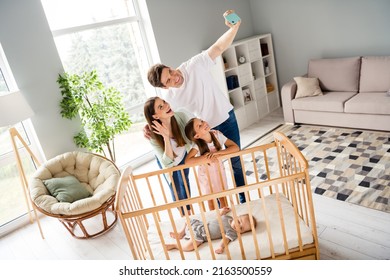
[147,193,314,260]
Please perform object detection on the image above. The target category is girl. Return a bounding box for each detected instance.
[185,118,239,210]
[144,97,193,215]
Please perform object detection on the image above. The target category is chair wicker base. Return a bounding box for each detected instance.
[37,195,118,239]
[59,195,118,239]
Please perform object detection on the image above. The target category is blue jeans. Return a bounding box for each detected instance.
[213,110,246,203]
[156,155,191,214]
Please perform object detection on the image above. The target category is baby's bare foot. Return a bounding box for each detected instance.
[215,247,224,254]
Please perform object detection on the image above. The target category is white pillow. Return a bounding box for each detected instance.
[294,77,323,99]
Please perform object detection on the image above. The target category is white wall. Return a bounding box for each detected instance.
[2,0,389,159]
[249,0,390,88]
[145,0,254,67]
[0,0,253,159]
[0,0,80,159]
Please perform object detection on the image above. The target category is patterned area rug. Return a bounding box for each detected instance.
[246,125,390,213]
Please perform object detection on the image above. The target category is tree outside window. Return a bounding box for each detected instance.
[41,0,156,167]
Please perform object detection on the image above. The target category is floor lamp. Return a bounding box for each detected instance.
[0,90,44,239]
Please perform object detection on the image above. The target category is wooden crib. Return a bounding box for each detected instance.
[115,132,320,260]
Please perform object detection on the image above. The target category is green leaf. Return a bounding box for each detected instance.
[57,70,132,161]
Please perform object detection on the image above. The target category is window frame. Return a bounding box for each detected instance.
[45,0,159,169]
[0,43,44,235]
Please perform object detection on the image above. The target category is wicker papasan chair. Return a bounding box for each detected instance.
[28,151,120,239]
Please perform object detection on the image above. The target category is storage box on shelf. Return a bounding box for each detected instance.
[211,34,280,130]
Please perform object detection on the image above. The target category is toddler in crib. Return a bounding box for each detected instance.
[165,207,257,254]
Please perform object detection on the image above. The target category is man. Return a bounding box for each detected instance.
[146,10,246,203]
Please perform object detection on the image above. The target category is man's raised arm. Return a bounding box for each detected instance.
[207,10,241,61]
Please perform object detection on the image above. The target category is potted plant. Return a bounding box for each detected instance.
[57,70,131,162]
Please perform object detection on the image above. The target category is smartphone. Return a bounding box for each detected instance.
[225,12,241,25]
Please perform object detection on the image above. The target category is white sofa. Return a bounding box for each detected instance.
[281,56,390,131]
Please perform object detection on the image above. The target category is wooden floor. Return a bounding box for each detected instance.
[1,108,389,260]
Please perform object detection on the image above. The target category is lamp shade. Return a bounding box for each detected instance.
[0,90,34,127]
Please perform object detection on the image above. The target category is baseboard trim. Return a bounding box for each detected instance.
[242,123,284,149]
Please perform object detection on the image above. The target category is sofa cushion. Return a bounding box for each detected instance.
[359,56,390,92]
[308,57,361,92]
[344,92,390,115]
[291,91,358,113]
[294,77,323,99]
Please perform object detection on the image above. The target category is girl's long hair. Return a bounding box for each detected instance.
[185,118,222,155]
[144,97,186,153]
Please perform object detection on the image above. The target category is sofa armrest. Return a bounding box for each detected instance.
[281,80,297,124]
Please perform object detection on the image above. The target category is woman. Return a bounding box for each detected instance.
[144,96,193,215]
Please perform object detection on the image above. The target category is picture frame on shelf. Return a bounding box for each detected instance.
[243,88,252,104]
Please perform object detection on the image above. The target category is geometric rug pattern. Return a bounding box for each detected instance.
[246,125,390,213]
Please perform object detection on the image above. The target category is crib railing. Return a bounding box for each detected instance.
[115,132,320,260]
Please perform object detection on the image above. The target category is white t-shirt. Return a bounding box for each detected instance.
[162,51,233,128]
[169,137,186,166]
[149,110,193,168]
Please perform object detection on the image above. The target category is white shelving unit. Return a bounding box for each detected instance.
[211,34,280,130]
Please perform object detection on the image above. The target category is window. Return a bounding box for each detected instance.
[40,0,157,167]
[0,44,41,230]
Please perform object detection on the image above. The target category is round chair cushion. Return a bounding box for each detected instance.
[29,151,120,216]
